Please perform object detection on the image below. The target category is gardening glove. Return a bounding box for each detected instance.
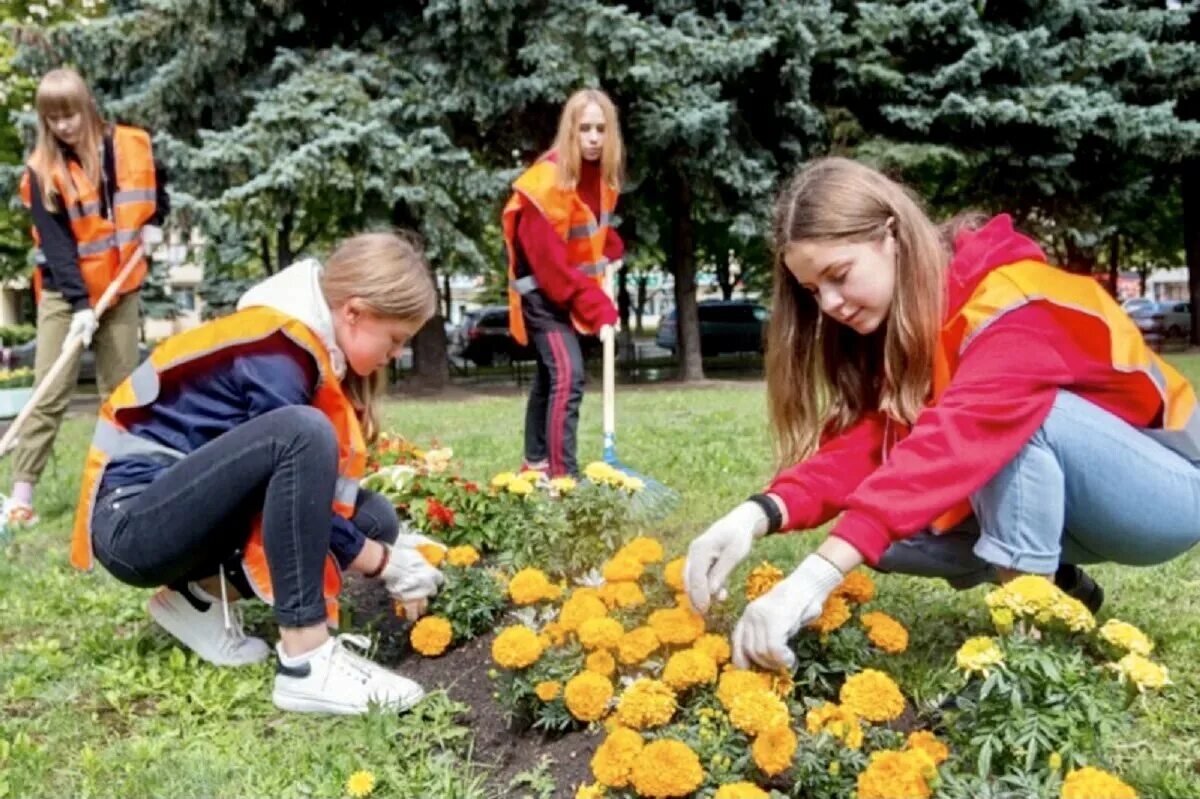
[393,522,447,553]
[68,308,99,348]
[685,501,770,614]
[380,545,444,620]
[732,553,844,671]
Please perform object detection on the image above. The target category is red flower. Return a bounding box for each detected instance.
[425,497,456,529]
[464,482,479,494]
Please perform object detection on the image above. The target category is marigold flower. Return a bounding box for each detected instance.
[805,702,864,749]
[956,636,1005,676]
[1099,619,1154,657]
[807,594,852,634]
[574,782,604,799]
[550,476,577,494]
[648,607,705,645]
[508,567,560,605]
[717,668,773,710]
[490,471,516,488]
[491,625,544,669]
[1109,653,1171,692]
[856,750,934,799]
[833,569,876,604]
[535,680,562,701]
[602,554,644,583]
[578,617,625,652]
[615,678,677,729]
[715,784,769,799]
[445,545,479,567]
[616,626,661,665]
[752,725,797,777]
[745,562,783,601]
[1060,766,1138,799]
[617,536,664,565]
[839,669,905,723]
[662,648,718,692]
[693,633,732,666]
[599,581,646,610]
[905,730,949,765]
[586,650,616,677]
[591,726,644,788]
[416,543,445,567]
[663,557,686,592]
[629,739,704,798]
[729,688,789,736]
[507,478,534,496]
[560,592,610,632]
[410,616,452,657]
[861,611,909,654]
[564,672,614,721]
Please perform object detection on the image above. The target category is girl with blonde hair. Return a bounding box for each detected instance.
[7,67,169,523]
[502,87,625,477]
[73,231,446,715]
[686,157,1200,670]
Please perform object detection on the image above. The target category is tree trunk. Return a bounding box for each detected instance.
[635,275,647,334]
[442,272,453,321]
[716,253,735,300]
[617,263,632,331]
[392,201,450,387]
[1185,159,1200,345]
[668,166,704,381]
[1107,235,1119,299]
[260,235,273,275]
[276,211,293,272]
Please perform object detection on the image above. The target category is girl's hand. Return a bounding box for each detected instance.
[684,502,769,613]
[731,553,844,670]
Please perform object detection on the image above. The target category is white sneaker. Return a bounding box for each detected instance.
[272,634,426,715]
[148,587,271,666]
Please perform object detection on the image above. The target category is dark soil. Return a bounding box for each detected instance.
[347,576,600,798]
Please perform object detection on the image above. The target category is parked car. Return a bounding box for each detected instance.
[452,305,601,367]
[1121,297,1156,315]
[0,339,151,383]
[656,300,769,357]
[1129,301,1191,339]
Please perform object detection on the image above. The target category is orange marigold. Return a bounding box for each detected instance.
[807,595,852,634]
[648,607,706,645]
[629,739,704,798]
[861,611,909,655]
[752,725,797,777]
[410,615,453,657]
[833,570,876,604]
[564,672,614,722]
[591,726,644,788]
[840,669,905,723]
[616,626,661,665]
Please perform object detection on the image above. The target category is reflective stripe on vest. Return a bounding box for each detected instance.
[929,259,1200,531]
[501,155,618,345]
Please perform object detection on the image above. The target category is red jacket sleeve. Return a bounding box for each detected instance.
[516,207,617,331]
[767,413,887,532]
[830,310,1074,564]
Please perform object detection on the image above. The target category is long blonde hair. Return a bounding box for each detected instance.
[550,88,624,191]
[320,231,437,442]
[766,157,948,468]
[29,68,106,211]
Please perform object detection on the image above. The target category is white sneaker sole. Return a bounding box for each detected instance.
[271,685,425,715]
[148,592,269,667]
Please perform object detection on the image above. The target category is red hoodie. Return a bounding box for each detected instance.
[767,215,1166,565]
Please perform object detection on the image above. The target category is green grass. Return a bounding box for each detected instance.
[4,356,1200,797]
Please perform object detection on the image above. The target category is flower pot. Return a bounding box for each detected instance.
[0,386,34,419]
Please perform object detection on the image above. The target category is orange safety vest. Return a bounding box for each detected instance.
[927,258,1200,532]
[19,124,156,307]
[72,306,367,626]
[501,154,618,346]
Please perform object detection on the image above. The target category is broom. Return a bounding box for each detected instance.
[600,259,678,521]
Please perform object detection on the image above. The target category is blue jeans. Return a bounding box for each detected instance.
[877,391,1200,587]
[91,406,400,627]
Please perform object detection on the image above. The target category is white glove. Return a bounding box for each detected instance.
[68,308,99,348]
[684,501,770,614]
[393,523,447,553]
[141,224,164,246]
[732,553,844,670]
[598,324,616,344]
[380,545,444,619]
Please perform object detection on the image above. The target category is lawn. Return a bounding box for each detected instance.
[2,355,1199,798]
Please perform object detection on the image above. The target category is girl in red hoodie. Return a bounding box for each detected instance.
[685,158,1200,670]
[502,89,623,477]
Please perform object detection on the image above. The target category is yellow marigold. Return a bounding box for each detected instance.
[616,626,661,665]
[767,669,794,699]
[550,476,578,494]
[715,783,769,799]
[416,543,445,567]
[985,575,1059,620]
[662,648,718,692]
[905,730,949,765]
[446,545,480,568]
[648,607,706,645]
[956,636,1005,676]
[598,581,646,610]
[807,594,852,634]
[1110,653,1171,692]
[602,554,645,583]
[410,615,453,657]
[1099,619,1154,657]
[990,606,1015,634]
[541,620,569,646]
[805,702,864,749]
[717,668,773,710]
[752,725,797,777]
[663,557,686,592]
[618,536,665,565]
[519,469,544,483]
[507,478,534,496]
[490,471,516,488]
[621,475,645,492]
[346,769,376,798]
[561,592,611,633]
[856,750,934,799]
[508,567,559,605]
[615,678,677,729]
[745,562,784,601]
[1052,593,1097,633]
[586,650,617,677]
[839,669,905,723]
[591,726,644,788]
[564,672,614,722]
[729,688,790,736]
[575,782,605,799]
[1060,766,1138,799]
[693,633,732,666]
[861,611,909,654]
[629,739,705,798]
[491,625,545,670]
[535,680,562,701]
[833,569,876,604]
[578,617,625,652]
[585,461,619,483]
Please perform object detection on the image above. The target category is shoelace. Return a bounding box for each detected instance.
[330,634,378,684]
[216,564,248,649]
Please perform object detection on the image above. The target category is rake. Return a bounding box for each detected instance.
[600,259,678,521]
